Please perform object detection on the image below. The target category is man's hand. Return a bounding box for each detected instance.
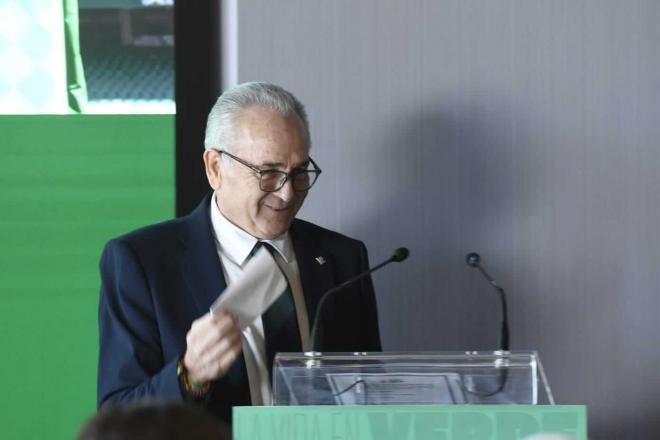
[183,310,242,383]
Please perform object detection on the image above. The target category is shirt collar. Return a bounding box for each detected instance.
[209,192,292,266]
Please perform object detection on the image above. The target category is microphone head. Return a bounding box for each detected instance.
[466,252,481,267]
[391,247,410,262]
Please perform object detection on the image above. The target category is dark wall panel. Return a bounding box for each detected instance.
[174,0,221,216]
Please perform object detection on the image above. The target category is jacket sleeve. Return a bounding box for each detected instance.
[97,238,183,407]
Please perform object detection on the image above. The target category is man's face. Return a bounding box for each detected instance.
[208,106,310,239]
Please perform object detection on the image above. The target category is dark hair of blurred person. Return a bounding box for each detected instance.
[77,400,231,440]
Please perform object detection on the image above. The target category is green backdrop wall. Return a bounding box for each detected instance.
[0,115,174,439]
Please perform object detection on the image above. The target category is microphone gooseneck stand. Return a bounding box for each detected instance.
[308,247,410,354]
[465,252,511,399]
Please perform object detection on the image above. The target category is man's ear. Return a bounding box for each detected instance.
[203,149,222,190]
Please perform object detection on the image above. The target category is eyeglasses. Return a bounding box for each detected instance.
[215,149,322,193]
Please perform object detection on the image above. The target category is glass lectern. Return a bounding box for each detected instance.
[272,351,554,406]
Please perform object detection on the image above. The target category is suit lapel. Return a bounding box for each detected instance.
[290,220,336,330]
[176,193,227,316]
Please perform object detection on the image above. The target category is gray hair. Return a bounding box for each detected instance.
[204,82,311,153]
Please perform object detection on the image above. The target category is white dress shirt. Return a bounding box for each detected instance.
[208,192,310,405]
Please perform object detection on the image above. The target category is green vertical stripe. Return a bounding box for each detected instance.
[63,0,88,113]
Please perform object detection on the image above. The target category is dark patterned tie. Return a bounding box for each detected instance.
[250,242,302,376]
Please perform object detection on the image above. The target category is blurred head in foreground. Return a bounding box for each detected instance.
[78,400,231,440]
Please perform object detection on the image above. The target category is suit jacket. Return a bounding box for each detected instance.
[97,194,381,424]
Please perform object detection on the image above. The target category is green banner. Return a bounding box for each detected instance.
[234,405,587,440]
[0,114,174,439]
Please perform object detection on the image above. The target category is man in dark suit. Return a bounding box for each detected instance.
[97,82,381,424]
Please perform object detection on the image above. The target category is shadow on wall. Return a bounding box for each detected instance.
[343,95,539,353]
[339,93,653,438]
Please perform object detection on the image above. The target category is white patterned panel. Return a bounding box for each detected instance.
[0,0,67,114]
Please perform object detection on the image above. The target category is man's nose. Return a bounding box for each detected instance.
[274,178,295,202]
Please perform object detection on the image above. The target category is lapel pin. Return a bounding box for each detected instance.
[315,256,326,265]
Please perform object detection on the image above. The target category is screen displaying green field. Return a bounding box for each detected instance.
[0,115,174,439]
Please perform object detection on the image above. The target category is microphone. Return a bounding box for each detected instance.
[465,252,510,351]
[308,247,409,353]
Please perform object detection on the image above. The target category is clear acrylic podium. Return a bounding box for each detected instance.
[272,351,554,406]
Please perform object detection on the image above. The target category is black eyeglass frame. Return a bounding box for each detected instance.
[214,149,322,193]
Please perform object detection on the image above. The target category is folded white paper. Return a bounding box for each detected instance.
[209,246,287,330]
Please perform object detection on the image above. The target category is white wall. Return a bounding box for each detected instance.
[231,1,660,438]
